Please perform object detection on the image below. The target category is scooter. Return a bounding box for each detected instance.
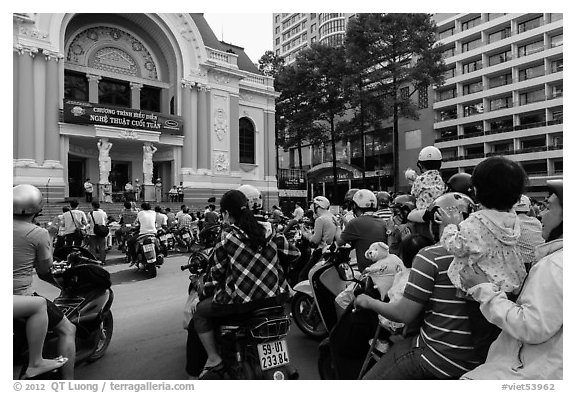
[156,228,170,256]
[181,249,297,380]
[175,227,194,252]
[13,246,114,379]
[290,244,354,340]
[130,234,164,278]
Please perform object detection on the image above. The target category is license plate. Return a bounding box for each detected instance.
[182,233,190,239]
[143,243,154,252]
[160,235,167,241]
[257,340,290,371]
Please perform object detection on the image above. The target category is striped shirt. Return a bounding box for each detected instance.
[403,244,484,378]
[374,208,393,222]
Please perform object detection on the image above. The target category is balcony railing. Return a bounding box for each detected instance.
[442,145,563,162]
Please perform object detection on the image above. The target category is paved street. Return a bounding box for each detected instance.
[27,250,321,380]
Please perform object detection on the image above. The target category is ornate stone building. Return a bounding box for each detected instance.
[13,13,279,208]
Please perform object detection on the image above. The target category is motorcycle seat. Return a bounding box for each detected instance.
[219,306,286,327]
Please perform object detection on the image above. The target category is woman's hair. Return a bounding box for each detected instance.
[399,234,435,268]
[472,156,526,211]
[220,190,266,250]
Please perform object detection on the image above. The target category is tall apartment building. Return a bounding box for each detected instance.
[272,13,354,65]
[433,13,563,197]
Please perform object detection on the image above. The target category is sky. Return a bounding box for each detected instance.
[204,13,273,63]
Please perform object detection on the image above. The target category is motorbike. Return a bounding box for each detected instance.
[13,246,114,379]
[290,244,355,340]
[156,228,170,256]
[175,227,195,252]
[129,234,165,278]
[181,249,298,380]
[283,223,312,288]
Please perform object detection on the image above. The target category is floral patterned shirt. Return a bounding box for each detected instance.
[410,170,446,210]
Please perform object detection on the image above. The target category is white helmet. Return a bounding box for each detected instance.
[14,184,44,215]
[418,146,442,162]
[237,184,263,210]
[352,189,377,209]
[312,196,330,210]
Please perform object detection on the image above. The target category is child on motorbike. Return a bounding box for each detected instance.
[440,156,527,295]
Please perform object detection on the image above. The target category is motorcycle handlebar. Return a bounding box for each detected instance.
[68,252,102,265]
[180,263,194,271]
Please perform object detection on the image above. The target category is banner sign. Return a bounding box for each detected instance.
[63,99,183,133]
[278,189,307,197]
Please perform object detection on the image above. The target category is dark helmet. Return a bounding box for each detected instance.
[547,179,563,205]
[427,192,477,223]
[376,191,391,207]
[391,194,416,212]
[447,172,474,199]
[344,188,359,202]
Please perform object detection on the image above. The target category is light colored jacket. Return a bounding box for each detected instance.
[463,239,563,380]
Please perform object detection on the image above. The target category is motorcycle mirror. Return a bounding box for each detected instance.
[337,262,356,282]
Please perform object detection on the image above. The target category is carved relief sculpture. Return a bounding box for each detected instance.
[214,152,229,173]
[142,142,157,185]
[214,108,228,142]
[97,138,113,184]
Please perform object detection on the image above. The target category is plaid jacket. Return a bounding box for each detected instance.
[203,224,300,305]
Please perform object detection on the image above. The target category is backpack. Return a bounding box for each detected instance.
[91,212,110,237]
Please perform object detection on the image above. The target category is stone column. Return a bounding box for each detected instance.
[180,80,197,171]
[17,46,37,162]
[229,94,240,171]
[87,74,101,103]
[130,82,142,109]
[33,50,46,165]
[44,51,63,164]
[13,50,19,159]
[265,110,277,177]
[197,85,209,170]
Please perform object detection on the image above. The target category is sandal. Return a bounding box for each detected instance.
[199,361,225,379]
[23,356,68,379]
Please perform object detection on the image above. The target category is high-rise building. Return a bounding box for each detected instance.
[433,13,563,197]
[273,13,354,65]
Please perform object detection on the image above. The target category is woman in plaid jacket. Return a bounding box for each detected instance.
[191,189,300,377]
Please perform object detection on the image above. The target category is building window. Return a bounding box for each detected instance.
[489,96,513,111]
[418,85,428,109]
[310,13,316,19]
[488,73,513,89]
[518,40,544,57]
[276,37,280,45]
[239,117,255,164]
[311,37,317,43]
[488,49,512,66]
[518,15,543,34]
[550,13,563,22]
[519,89,546,105]
[400,86,409,100]
[551,84,563,99]
[311,23,316,33]
[442,46,455,59]
[519,64,545,81]
[490,117,513,131]
[462,37,482,53]
[276,49,280,56]
[463,59,482,74]
[98,78,130,108]
[461,16,481,31]
[551,58,563,73]
[439,107,457,121]
[438,27,454,40]
[275,15,280,23]
[275,26,280,34]
[488,27,511,44]
[140,86,160,112]
[550,34,563,48]
[64,71,88,101]
[438,87,456,101]
[488,13,506,20]
[463,81,483,95]
[463,102,484,117]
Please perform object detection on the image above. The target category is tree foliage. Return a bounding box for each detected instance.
[257,50,285,81]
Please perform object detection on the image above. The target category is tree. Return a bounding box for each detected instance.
[257,50,285,80]
[291,43,352,201]
[345,13,448,191]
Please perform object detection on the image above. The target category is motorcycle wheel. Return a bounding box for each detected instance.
[87,311,113,362]
[290,292,328,340]
[145,263,157,278]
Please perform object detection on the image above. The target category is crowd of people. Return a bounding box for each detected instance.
[14,144,562,380]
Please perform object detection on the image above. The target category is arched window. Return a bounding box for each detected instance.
[239,117,255,164]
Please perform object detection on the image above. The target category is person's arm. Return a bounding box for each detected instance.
[307,217,325,245]
[461,258,563,345]
[355,295,424,324]
[439,214,480,258]
[34,230,59,286]
[201,237,229,298]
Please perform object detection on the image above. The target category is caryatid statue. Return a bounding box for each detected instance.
[142,142,157,185]
[97,138,113,184]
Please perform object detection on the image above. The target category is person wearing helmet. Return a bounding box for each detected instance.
[354,190,485,380]
[440,156,527,296]
[13,184,77,379]
[386,194,422,256]
[460,179,563,380]
[513,194,545,272]
[336,189,387,272]
[374,191,393,221]
[237,184,263,213]
[406,146,446,223]
[342,188,359,226]
[446,172,475,201]
[298,196,339,282]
